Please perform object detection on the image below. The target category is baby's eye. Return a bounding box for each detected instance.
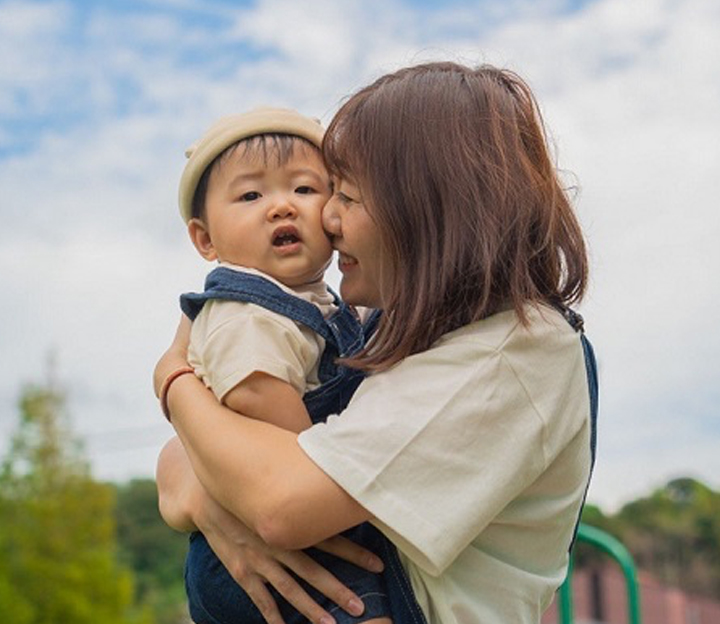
[239,191,261,202]
[295,186,315,195]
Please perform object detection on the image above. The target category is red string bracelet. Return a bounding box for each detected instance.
[159,366,196,422]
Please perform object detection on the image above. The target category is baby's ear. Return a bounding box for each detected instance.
[188,218,218,261]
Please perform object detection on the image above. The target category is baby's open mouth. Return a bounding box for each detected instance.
[272,226,301,247]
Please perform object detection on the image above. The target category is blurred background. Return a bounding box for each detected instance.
[1,0,718,622]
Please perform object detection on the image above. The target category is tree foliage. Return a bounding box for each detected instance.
[114,479,188,624]
[581,478,720,598]
[5,375,718,620]
[0,381,152,624]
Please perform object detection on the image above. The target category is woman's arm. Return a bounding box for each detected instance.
[156,436,384,624]
[155,432,204,532]
[155,317,371,550]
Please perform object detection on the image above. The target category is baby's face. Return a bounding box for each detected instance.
[203,143,333,287]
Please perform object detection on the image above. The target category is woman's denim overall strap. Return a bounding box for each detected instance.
[381,306,600,624]
[554,303,599,550]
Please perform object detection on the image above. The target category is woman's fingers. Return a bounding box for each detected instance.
[235,571,288,624]
[255,557,342,624]
[273,549,366,621]
[314,535,384,573]
[201,499,344,624]
[202,527,295,624]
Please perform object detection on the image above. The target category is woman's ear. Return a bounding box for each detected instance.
[188,218,218,261]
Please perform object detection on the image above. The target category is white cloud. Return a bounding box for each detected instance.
[531,0,720,508]
[0,0,74,115]
[229,0,365,69]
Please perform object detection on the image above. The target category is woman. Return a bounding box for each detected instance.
[155,61,597,624]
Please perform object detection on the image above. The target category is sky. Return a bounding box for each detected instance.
[0,0,718,513]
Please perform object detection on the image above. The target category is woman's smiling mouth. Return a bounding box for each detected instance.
[337,252,358,270]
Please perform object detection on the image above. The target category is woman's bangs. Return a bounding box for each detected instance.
[322,123,354,180]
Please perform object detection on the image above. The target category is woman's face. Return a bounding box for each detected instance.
[322,178,387,308]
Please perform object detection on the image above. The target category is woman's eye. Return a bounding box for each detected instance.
[295,186,314,195]
[240,191,261,202]
[337,192,356,205]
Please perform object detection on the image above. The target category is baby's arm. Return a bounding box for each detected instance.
[223,372,311,434]
[194,302,317,433]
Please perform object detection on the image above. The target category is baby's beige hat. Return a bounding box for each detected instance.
[178,107,324,223]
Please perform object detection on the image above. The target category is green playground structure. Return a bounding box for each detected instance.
[558,523,642,624]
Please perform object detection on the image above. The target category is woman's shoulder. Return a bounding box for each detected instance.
[377,303,586,409]
[344,303,586,420]
[433,303,575,354]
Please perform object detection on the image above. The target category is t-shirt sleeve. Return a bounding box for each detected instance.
[298,347,552,576]
[191,301,319,401]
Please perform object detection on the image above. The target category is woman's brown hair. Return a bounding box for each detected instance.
[323,61,588,372]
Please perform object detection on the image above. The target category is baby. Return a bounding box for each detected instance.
[176,108,390,624]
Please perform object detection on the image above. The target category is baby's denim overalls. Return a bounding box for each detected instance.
[180,267,427,624]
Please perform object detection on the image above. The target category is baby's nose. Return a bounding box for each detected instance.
[269,199,296,220]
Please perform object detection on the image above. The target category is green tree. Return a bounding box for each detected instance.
[615,477,720,597]
[579,478,720,600]
[115,479,188,624]
[0,380,153,623]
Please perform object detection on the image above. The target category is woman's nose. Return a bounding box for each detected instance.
[322,198,341,235]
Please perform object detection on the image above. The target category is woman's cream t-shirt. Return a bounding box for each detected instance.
[298,305,593,624]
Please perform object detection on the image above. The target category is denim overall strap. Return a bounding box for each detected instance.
[180,268,367,419]
[384,306,600,624]
[380,541,429,624]
[554,304,599,549]
[315,286,365,376]
[180,267,336,344]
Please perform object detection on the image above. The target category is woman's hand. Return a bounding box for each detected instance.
[153,315,192,398]
[157,437,383,624]
[199,498,383,624]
